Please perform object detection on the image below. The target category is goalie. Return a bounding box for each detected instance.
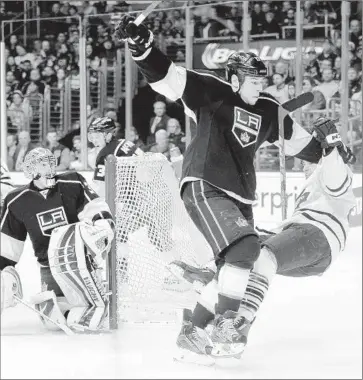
[0,148,115,333]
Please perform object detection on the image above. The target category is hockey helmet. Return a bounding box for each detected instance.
[88,117,116,146]
[23,147,57,188]
[225,52,267,83]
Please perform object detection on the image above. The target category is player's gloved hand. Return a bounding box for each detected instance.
[312,117,342,150]
[114,15,154,58]
[337,144,356,165]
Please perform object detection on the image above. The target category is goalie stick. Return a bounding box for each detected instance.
[13,295,75,336]
[278,92,314,220]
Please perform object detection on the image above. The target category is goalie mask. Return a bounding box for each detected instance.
[23,148,57,189]
[88,117,116,148]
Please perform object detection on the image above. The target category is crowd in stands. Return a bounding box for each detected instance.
[1,0,362,173]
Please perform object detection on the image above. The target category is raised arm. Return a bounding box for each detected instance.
[114,16,231,122]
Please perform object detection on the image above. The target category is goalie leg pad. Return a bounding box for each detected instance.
[48,224,108,309]
[1,266,23,313]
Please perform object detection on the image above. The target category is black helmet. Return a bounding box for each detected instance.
[88,117,116,134]
[226,52,267,82]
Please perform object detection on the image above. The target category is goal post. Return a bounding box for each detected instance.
[104,153,212,326]
[105,154,118,329]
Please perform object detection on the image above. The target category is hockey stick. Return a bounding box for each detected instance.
[278,92,314,220]
[13,295,75,336]
[134,1,163,26]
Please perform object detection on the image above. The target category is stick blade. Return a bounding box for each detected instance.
[281,92,314,112]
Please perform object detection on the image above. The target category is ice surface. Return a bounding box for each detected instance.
[1,229,362,379]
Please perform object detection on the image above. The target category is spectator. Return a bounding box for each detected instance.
[44,128,71,171]
[55,33,67,52]
[347,67,361,98]
[282,8,296,39]
[333,56,342,81]
[66,5,79,25]
[22,68,46,96]
[262,11,281,36]
[172,9,186,34]
[276,1,293,24]
[69,135,85,170]
[100,38,116,60]
[69,64,80,89]
[147,129,174,160]
[251,3,265,35]
[82,1,97,16]
[349,49,362,73]
[261,2,271,15]
[13,130,36,172]
[287,82,296,99]
[303,0,318,25]
[265,73,289,103]
[7,34,18,56]
[7,90,33,132]
[41,66,57,87]
[149,100,170,141]
[302,77,326,110]
[6,133,18,171]
[262,76,270,90]
[128,126,146,151]
[349,19,362,52]
[56,68,67,89]
[166,118,186,153]
[315,68,340,102]
[6,70,20,92]
[14,45,35,68]
[317,38,337,67]
[274,60,293,83]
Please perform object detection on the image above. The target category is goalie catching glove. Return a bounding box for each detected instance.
[312,117,356,164]
[114,15,154,58]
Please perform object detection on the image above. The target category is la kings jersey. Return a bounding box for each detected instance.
[0,172,112,267]
[277,148,356,261]
[93,138,143,183]
[133,47,322,203]
[1,162,14,207]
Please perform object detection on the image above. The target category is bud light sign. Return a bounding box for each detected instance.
[193,40,324,70]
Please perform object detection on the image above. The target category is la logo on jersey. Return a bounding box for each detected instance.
[37,206,69,236]
[232,107,262,148]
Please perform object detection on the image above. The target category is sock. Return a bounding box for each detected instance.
[239,271,269,321]
[217,264,250,315]
[191,302,215,329]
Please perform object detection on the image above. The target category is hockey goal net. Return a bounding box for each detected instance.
[105,153,212,327]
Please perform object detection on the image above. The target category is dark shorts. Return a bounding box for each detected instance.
[40,266,64,297]
[182,180,257,261]
[262,223,332,277]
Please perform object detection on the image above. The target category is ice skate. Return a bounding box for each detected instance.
[174,309,215,366]
[210,310,249,358]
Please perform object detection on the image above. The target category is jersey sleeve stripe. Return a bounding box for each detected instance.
[326,174,349,193]
[301,212,343,251]
[1,189,30,229]
[325,177,352,198]
[0,232,24,263]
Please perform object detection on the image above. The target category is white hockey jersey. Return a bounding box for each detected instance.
[275,148,356,261]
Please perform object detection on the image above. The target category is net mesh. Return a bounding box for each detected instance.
[112,153,212,324]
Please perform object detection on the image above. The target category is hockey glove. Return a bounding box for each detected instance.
[312,117,342,149]
[114,15,154,58]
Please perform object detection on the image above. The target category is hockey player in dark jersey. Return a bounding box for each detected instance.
[0,147,115,332]
[115,17,323,362]
[89,116,144,198]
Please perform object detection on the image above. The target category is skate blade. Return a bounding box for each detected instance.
[210,342,245,359]
[173,348,215,367]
